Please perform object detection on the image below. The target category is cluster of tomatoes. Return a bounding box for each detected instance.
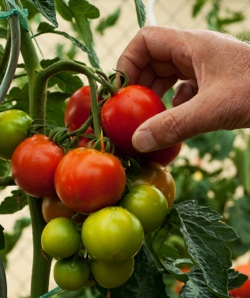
[1,84,181,291]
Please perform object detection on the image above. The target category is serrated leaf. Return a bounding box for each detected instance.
[134,0,146,28]
[29,0,58,26]
[171,201,238,297]
[0,189,28,214]
[228,268,248,290]
[96,7,121,35]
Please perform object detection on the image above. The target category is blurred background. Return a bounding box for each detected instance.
[1,0,250,297]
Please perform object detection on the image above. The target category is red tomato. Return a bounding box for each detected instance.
[230,264,250,297]
[77,127,95,148]
[42,196,73,223]
[54,148,126,214]
[11,134,64,198]
[64,86,91,131]
[140,142,182,166]
[101,85,166,155]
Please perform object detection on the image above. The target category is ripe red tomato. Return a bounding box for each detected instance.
[101,85,166,155]
[81,206,144,262]
[54,148,126,214]
[42,196,73,223]
[11,134,64,198]
[140,142,182,167]
[130,162,176,209]
[64,86,91,131]
[230,264,250,297]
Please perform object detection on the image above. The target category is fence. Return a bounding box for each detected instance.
[1,0,250,297]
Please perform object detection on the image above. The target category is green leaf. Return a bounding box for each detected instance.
[192,0,207,18]
[68,0,100,68]
[171,201,238,297]
[46,91,68,130]
[55,0,73,21]
[96,7,121,35]
[134,0,146,28]
[98,244,169,298]
[29,0,58,26]
[0,217,31,268]
[228,268,248,291]
[228,195,250,245]
[186,130,235,160]
[0,159,10,180]
[0,189,28,214]
[0,225,4,250]
[36,22,100,68]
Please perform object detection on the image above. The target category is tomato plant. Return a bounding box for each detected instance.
[90,258,134,289]
[54,148,126,214]
[41,217,81,259]
[0,109,32,160]
[230,264,250,298]
[64,85,91,131]
[81,206,144,262]
[121,184,169,234]
[10,134,64,198]
[53,257,90,291]
[41,196,73,223]
[130,162,176,209]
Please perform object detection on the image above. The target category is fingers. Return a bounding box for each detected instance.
[172,80,198,107]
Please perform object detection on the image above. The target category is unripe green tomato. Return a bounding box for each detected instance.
[90,258,134,288]
[0,109,32,160]
[54,257,90,291]
[121,184,169,234]
[41,217,81,259]
[81,206,144,262]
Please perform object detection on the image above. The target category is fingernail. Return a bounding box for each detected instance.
[132,129,158,152]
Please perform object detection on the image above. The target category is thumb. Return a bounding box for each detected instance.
[132,92,220,152]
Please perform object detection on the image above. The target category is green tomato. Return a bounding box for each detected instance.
[41,217,81,259]
[81,206,144,263]
[90,258,134,288]
[121,184,169,234]
[54,257,90,291]
[0,109,32,160]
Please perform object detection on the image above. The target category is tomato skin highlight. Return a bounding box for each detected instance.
[90,258,134,288]
[121,184,169,234]
[41,217,81,259]
[81,206,144,263]
[64,86,91,131]
[230,264,250,298]
[11,134,64,198]
[54,148,126,214]
[101,85,166,155]
[0,109,33,160]
[54,257,90,291]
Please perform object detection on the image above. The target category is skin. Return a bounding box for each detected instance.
[116,26,250,152]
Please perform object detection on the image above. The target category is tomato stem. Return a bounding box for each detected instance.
[20,27,51,298]
[88,77,100,138]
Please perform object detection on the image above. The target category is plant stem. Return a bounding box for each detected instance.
[88,77,100,138]
[20,27,52,298]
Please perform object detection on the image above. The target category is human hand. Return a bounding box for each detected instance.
[116,26,250,152]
